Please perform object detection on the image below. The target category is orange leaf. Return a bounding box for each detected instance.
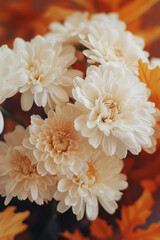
[89,217,113,239]
[60,229,90,240]
[140,179,157,192]
[138,59,160,109]
[0,206,30,239]
[132,221,160,240]
[117,190,154,236]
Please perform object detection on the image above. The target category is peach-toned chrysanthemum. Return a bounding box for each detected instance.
[0,125,56,205]
[80,13,148,73]
[73,63,156,159]
[13,35,82,111]
[55,149,128,221]
[23,105,89,175]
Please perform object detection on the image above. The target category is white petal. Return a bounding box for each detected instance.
[102,135,117,156]
[21,91,34,111]
[57,200,70,213]
[0,111,4,134]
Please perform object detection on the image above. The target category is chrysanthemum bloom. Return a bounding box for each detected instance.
[23,105,89,175]
[90,13,126,31]
[0,45,27,104]
[0,126,56,205]
[0,45,27,133]
[47,12,89,45]
[80,15,148,73]
[13,35,82,111]
[73,63,156,159]
[47,12,126,46]
[54,149,128,221]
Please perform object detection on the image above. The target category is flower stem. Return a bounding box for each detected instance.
[85,56,88,70]
[0,106,26,128]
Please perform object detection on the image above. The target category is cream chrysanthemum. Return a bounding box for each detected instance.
[0,45,27,134]
[90,13,126,31]
[0,126,56,205]
[0,45,27,104]
[13,35,82,111]
[73,63,156,159]
[80,15,148,73]
[47,12,89,45]
[23,105,89,175]
[55,149,127,221]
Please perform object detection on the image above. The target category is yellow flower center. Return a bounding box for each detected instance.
[52,130,70,152]
[96,94,120,123]
[102,98,120,122]
[74,164,97,187]
[86,164,97,180]
[28,60,44,83]
[114,48,123,58]
[20,156,37,175]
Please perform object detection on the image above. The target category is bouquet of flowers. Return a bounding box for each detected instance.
[0,0,160,239]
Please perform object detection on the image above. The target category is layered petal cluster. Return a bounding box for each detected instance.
[0,45,27,134]
[23,105,89,175]
[47,12,126,46]
[13,35,82,111]
[48,11,148,73]
[80,18,148,73]
[47,12,89,45]
[0,45,27,104]
[73,63,156,159]
[55,150,127,220]
[0,126,56,205]
[0,10,157,222]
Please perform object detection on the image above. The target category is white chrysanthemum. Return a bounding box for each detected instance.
[0,126,56,205]
[73,63,156,159]
[0,111,4,134]
[13,35,82,111]
[55,149,128,221]
[23,105,89,175]
[91,13,126,31]
[0,45,27,104]
[80,16,148,73]
[47,12,89,45]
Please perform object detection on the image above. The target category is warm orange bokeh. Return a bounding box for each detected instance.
[0,0,160,47]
